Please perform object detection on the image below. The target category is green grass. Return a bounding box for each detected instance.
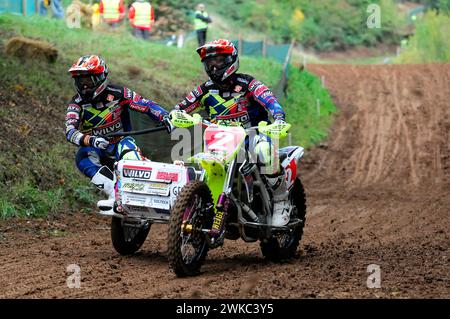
[284,68,336,148]
[0,13,336,218]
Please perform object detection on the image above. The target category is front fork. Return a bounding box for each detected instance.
[208,157,237,243]
[180,157,236,245]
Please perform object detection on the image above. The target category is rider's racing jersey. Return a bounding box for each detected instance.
[174,73,285,128]
[65,84,168,146]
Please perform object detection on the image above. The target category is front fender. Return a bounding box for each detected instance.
[280,146,305,189]
[189,153,226,207]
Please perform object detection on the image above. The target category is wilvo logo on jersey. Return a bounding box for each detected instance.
[92,119,122,136]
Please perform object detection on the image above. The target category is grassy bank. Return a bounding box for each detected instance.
[284,68,335,147]
[0,14,335,219]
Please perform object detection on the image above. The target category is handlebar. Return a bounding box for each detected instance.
[103,125,167,138]
[169,110,291,139]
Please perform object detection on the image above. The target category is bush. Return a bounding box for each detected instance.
[396,11,450,63]
[202,0,404,51]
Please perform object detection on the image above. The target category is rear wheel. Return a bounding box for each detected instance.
[260,178,307,262]
[111,217,151,255]
[167,181,214,277]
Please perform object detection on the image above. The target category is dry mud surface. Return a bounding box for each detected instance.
[0,64,449,298]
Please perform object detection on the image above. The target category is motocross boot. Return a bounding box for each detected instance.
[91,166,116,216]
[266,174,290,227]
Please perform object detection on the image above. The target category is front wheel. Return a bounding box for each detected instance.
[260,178,307,262]
[167,181,214,277]
[111,217,151,255]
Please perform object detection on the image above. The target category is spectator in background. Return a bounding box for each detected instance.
[99,0,125,28]
[194,3,211,47]
[40,0,64,19]
[92,2,101,29]
[128,0,154,40]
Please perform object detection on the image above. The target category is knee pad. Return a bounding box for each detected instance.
[116,137,144,161]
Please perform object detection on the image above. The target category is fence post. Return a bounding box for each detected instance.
[262,36,267,57]
[22,0,27,16]
[238,34,243,56]
[282,39,295,79]
[177,32,185,48]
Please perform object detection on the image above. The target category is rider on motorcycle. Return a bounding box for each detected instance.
[172,39,290,226]
[65,55,173,215]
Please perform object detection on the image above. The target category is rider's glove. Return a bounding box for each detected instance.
[90,136,110,150]
[273,114,286,124]
[162,114,175,134]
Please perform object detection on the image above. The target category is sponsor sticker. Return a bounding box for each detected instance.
[68,104,81,112]
[153,198,170,205]
[184,102,198,113]
[186,92,196,103]
[130,103,148,112]
[66,119,78,126]
[125,195,146,204]
[261,91,273,99]
[122,165,152,180]
[249,79,261,91]
[124,88,132,99]
[254,84,268,97]
[171,186,183,196]
[156,171,179,182]
[148,182,168,190]
[66,112,78,119]
[151,109,161,117]
[132,93,141,102]
[146,182,170,196]
[236,77,249,84]
[193,86,203,97]
[122,182,145,192]
[126,205,149,213]
[151,197,170,209]
[92,118,123,136]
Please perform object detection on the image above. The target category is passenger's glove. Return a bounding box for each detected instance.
[90,136,110,150]
[162,114,175,134]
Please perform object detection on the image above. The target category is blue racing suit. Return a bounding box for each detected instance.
[65,84,168,178]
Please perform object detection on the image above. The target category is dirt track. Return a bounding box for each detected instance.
[0,64,449,298]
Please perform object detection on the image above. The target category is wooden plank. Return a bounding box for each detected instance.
[22,0,27,16]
